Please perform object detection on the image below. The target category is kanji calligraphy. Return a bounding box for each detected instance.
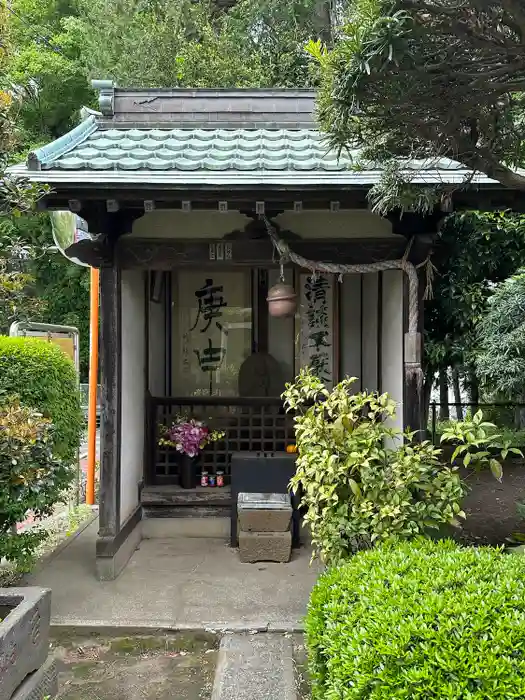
[298,273,334,388]
[174,271,252,396]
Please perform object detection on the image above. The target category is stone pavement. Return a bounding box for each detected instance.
[26,520,322,631]
[212,634,295,700]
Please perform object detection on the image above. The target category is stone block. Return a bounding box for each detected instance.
[0,588,51,700]
[239,531,292,563]
[238,509,292,533]
[211,633,296,700]
[10,656,58,700]
[237,493,292,533]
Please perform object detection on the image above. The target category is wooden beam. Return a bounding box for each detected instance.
[39,187,372,212]
[37,182,525,215]
[115,237,431,270]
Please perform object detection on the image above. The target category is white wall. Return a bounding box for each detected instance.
[120,270,146,525]
[362,273,379,392]
[132,211,250,238]
[340,275,361,391]
[381,270,404,431]
[131,209,393,239]
[276,210,393,238]
[148,272,166,396]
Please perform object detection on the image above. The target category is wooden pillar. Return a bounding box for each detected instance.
[404,271,425,440]
[404,336,424,440]
[98,265,122,538]
[385,211,444,441]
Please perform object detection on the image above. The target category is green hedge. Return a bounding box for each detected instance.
[306,540,525,699]
[0,336,83,462]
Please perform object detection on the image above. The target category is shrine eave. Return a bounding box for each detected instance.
[7,162,500,188]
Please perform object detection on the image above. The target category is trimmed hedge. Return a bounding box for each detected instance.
[0,336,83,462]
[306,539,525,699]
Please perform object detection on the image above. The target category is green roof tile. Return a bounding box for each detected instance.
[34,125,354,173]
[15,103,500,187]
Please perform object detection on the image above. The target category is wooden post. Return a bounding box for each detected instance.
[404,334,424,440]
[86,267,99,505]
[98,266,121,537]
[403,264,426,441]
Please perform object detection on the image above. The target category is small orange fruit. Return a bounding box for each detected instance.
[286,444,298,453]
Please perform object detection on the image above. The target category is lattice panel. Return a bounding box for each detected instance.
[152,399,296,484]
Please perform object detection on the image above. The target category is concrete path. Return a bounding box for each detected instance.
[212,634,296,700]
[26,520,322,631]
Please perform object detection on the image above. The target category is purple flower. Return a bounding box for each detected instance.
[163,418,212,457]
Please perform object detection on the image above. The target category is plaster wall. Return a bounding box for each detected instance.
[148,272,166,396]
[131,209,394,239]
[120,269,146,525]
[381,270,404,431]
[362,273,379,392]
[340,274,362,391]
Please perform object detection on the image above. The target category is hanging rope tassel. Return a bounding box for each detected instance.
[262,215,422,335]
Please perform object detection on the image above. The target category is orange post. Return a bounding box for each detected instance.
[86,266,99,505]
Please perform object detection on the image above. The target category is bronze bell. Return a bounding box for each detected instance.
[267,282,297,317]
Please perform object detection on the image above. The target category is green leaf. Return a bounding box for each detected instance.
[489,459,503,482]
[348,478,362,501]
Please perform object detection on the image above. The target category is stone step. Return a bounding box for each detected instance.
[142,485,232,522]
[143,505,231,519]
[142,485,232,508]
[212,633,296,700]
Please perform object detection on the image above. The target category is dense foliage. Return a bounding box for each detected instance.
[283,369,466,564]
[306,539,525,700]
[0,400,74,569]
[284,369,509,564]
[476,271,525,400]
[0,336,83,462]
[424,211,525,411]
[313,0,525,203]
[440,409,521,481]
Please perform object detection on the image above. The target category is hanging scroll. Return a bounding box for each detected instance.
[173,271,252,396]
[297,273,336,389]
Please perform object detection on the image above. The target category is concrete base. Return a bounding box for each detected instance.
[26,522,322,630]
[10,656,58,700]
[96,521,142,581]
[212,634,295,700]
[142,517,230,539]
[239,531,292,563]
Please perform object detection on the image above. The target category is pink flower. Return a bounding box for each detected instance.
[162,417,218,457]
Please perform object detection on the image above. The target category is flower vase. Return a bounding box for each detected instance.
[180,453,198,489]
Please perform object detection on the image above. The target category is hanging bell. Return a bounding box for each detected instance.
[267,281,297,318]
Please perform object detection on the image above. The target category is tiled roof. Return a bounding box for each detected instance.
[9,84,503,187]
[36,125,349,172]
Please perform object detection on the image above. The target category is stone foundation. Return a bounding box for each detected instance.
[238,507,292,533]
[239,531,292,563]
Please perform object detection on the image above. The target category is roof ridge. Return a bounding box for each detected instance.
[27,115,98,171]
[95,122,320,131]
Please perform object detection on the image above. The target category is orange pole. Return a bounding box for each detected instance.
[86,266,99,505]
